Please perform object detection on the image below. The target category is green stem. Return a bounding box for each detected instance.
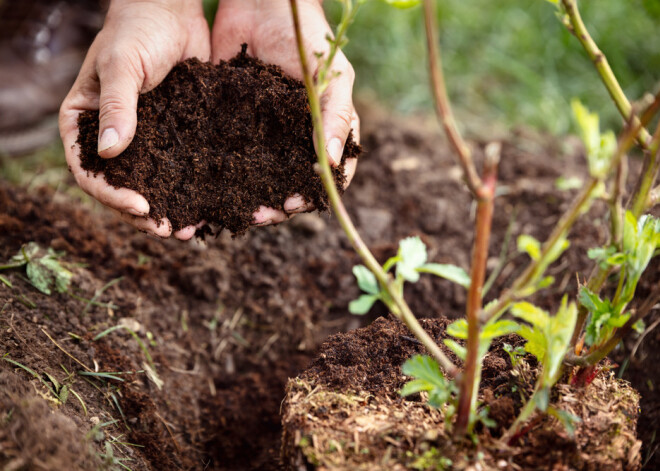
[561,0,652,148]
[289,0,458,376]
[630,116,660,217]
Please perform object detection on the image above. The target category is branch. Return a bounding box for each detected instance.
[422,0,481,197]
[566,286,660,366]
[289,0,458,376]
[561,0,652,148]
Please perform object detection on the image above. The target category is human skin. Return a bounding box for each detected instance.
[59,0,359,239]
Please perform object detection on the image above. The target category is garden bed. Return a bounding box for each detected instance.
[0,106,657,469]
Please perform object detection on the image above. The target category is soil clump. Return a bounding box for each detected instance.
[282,317,642,470]
[76,46,360,235]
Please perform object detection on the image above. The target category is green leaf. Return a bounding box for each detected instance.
[571,99,615,179]
[417,263,471,288]
[517,324,547,361]
[517,235,541,261]
[443,339,466,360]
[25,249,73,295]
[555,176,583,191]
[352,265,379,295]
[380,0,421,8]
[348,294,379,315]
[511,302,549,331]
[535,387,550,412]
[446,319,468,339]
[400,355,454,409]
[397,237,427,282]
[481,320,520,340]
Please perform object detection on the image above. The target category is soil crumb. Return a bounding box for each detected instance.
[77,45,360,235]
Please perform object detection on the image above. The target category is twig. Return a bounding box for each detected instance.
[422,0,481,197]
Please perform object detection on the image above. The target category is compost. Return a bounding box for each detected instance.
[77,46,360,235]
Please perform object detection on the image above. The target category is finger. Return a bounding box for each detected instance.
[115,211,173,238]
[319,54,356,167]
[344,158,358,189]
[283,194,315,214]
[252,205,288,226]
[173,219,207,241]
[95,50,143,158]
[173,225,198,241]
[350,109,361,145]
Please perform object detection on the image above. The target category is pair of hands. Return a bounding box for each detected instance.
[59,0,359,240]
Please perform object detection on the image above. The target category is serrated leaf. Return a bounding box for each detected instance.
[348,294,379,315]
[511,302,549,330]
[481,320,520,340]
[399,237,428,268]
[443,339,466,360]
[447,319,468,339]
[517,235,541,261]
[397,237,427,282]
[517,324,547,361]
[352,265,379,295]
[417,263,470,288]
[400,355,453,409]
[402,354,445,384]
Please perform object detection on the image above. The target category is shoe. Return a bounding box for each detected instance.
[0,0,102,156]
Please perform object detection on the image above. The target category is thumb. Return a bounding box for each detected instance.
[320,57,357,166]
[96,53,142,158]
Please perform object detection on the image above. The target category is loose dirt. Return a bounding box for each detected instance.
[0,104,658,470]
[76,47,360,235]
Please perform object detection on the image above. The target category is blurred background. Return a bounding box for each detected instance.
[1,0,659,162]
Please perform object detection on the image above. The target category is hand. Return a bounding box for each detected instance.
[211,0,360,226]
[59,0,210,240]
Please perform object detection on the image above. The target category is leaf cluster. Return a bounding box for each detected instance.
[0,242,73,295]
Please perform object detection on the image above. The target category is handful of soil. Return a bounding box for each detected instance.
[76,46,360,236]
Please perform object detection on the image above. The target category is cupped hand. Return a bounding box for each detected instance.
[211,0,360,226]
[59,0,210,240]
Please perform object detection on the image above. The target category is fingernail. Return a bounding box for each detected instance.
[254,219,272,227]
[127,208,148,217]
[98,127,119,153]
[284,194,306,213]
[326,137,343,166]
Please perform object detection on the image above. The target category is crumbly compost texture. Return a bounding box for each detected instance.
[77,46,360,235]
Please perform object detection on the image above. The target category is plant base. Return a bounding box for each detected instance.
[281,317,641,470]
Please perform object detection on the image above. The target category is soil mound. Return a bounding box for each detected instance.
[77,46,360,235]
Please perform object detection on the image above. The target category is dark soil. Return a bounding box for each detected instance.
[1,105,658,469]
[76,46,360,235]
